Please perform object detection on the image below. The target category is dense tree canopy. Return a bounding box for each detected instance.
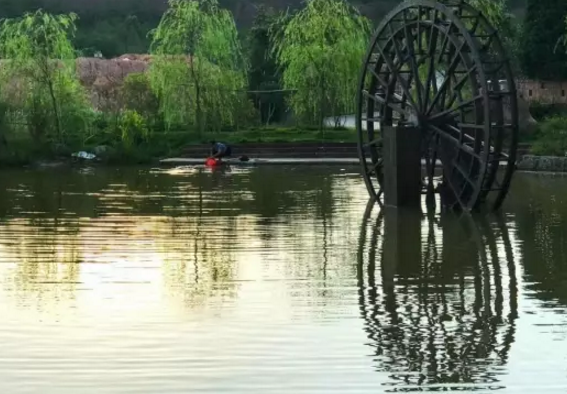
[246,5,288,124]
[470,0,522,75]
[0,0,165,57]
[0,0,528,58]
[521,0,567,80]
[272,0,370,129]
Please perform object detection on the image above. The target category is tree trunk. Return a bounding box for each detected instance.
[196,82,202,137]
[266,103,276,126]
[190,57,203,137]
[319,75,324,137]
[0,129,7,154]
[45,66,62,142]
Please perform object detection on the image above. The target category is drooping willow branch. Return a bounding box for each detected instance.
[148,0,248,134]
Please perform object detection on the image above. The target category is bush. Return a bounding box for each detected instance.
[529,101,567,122]
[227,93,259,131]
[531,116,567,156]
[121,73,160,127]
[118,110,149,149]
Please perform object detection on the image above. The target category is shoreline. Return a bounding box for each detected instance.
[3,156,566,175]
[160,157,511,167]
[2,143,564,174]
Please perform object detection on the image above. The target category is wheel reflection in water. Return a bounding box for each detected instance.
[357,201,518,390]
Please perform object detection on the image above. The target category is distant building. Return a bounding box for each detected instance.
[517,80,567,104]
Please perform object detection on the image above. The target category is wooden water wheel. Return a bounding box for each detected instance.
[356,0,518,211]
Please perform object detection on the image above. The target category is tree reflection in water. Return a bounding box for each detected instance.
[357,201,518,391]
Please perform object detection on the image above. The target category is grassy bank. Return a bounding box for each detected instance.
[0,127,359,167]
[524,103,567,157]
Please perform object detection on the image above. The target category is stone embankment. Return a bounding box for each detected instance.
[517,155,567,172]
[179,142,533,159]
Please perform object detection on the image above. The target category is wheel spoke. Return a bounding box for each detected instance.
[362,90,412,118]
[458,123,484,130]
[423,13,439,110]
[429,124,483,161]
[428,94,483,122]
[444,122,505,158]
[366,65,391,92]
[364,138,381,148]
[402,9,424,111]
[444,123,481,147]
[427,40,468,114]
[442,65,479,110]
[366,158,383,176]
[417,6,423,56]
[375,36,418,111]
[451,157,478,189]
[435,20,451,65]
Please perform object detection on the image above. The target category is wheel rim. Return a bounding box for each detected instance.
[356,0,518,211]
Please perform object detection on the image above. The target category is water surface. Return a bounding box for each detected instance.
[0,165,566,393]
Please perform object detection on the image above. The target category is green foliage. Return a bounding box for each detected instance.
[248,6,279,91]
[529,101,567,122]
[531,116,567,156]
[121,72,161,126]
[0,10,91,144]
[0,0,165,58]
[118,110,150,148]
[471,0,513,31]
[470,0,522,76]
[75,15,155,58]
[521,0,567,80]
[0,0,530,60]
[271,0,371,129]
[148,0,248,134]
[247,6,286,124]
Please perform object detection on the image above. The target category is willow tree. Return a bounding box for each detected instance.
[272,0,370,130]
[0,10,89,143]
[149,0,247,135]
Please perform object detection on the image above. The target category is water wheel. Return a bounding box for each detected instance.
[356,0,518,211]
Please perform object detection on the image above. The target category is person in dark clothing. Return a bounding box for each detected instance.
[209,140,232,159]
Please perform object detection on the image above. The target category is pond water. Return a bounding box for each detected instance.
[0,165,566,393]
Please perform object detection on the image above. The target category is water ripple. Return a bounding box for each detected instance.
[0,168,564,392]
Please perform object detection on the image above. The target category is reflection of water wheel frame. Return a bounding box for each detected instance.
[356,0,518,211]
[357,201,518,389]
